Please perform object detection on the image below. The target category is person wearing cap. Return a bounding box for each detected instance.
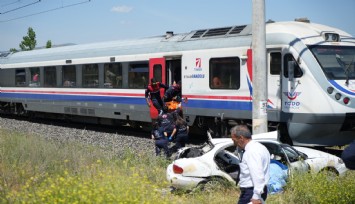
[145,78,168,114]
[230,125,270,204]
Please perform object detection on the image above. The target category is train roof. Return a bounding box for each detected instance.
[1,20,354,67]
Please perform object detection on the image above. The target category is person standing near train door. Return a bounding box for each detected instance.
[163,80,182,103]
[145,78,168,114]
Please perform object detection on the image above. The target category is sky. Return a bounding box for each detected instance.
[1,0,354,51]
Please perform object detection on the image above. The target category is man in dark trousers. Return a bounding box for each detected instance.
[151,122,169,158]
[230,125,270,204]
[145,78,168,114]
[342,140,355,170]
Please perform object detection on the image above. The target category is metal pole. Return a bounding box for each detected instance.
[252,0,268,134]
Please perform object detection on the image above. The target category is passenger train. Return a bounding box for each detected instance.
[1,19,355,146]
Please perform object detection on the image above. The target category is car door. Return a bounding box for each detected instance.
[280,144,309,173]
[261,142,309,174]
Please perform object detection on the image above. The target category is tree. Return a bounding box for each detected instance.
[9,48,18,53]
[19,27,37,51]
[46,40,52,48]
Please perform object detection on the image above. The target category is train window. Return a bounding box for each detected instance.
[153,64,162,83]
[15,69,26,87]
[270,52,281,75]
[309,45,355,80]
[128,62,149,89]
[209,57,240,89]
[283,54,303,78]
[104,63,122,88]
[29,67,40,87]
[44,66,56,87]
[62,65,76,87]
[82,64,99,88]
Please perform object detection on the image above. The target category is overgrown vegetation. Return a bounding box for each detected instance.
[0,129,354,203]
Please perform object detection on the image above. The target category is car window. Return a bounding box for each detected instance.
[281,144,301,162]
[261,142,282,155]
[261,142,290,165]
[202,142,214,153]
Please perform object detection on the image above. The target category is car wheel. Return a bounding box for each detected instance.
[196,177,228,192]
[321,168,338,180]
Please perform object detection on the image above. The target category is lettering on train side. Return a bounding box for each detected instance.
[184,74,205,78]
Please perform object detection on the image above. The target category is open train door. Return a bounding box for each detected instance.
[149,58,166,119]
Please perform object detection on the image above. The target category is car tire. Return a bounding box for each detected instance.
[320,167,338,180]
[196,177,228,192]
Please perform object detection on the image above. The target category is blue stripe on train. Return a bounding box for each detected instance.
[0,93,252,110]
[329,80,355,96]
[185,99,252,110]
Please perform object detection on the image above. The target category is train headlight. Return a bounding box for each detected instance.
[323,33,340,42]
[335,93,342,100]
[343,97,350,105]
[327,87,334,94]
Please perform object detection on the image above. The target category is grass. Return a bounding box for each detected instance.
[0,129,355,203]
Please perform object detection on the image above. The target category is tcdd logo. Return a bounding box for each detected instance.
[283,91,301,100]
[284,101,301,109]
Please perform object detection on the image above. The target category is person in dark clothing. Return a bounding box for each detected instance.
[145,78,168,114]
[170,116,189,153]
[151,122,169,158]
[341,140,355,170]
[163,81,182,103]
[158,106,176,139]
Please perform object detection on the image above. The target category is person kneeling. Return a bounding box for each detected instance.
[151,122,170,158]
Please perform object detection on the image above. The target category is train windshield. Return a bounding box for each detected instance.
[309,45,355,80]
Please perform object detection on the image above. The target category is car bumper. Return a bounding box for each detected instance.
[166,164,205,190]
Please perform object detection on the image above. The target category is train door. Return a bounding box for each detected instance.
[149,58,166,119]
[267,50,282,114]
[281,52,304,112]
[166,59,182,85]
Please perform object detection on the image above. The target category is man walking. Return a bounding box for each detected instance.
[230,125,270,204]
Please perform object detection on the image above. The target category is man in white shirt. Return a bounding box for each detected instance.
[230,125,270,204]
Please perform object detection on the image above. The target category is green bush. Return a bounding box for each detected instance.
[279,171,355,204]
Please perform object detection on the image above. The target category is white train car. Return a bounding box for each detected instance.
[1,19,355,146]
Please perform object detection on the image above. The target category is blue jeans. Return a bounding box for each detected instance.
[238,186,267,204]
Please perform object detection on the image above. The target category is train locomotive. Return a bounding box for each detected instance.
[1,19,355,146]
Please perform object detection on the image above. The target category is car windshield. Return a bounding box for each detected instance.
[309,45,355,80]
[280,144,301,162]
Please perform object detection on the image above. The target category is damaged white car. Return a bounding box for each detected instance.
[166,131,348,191]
